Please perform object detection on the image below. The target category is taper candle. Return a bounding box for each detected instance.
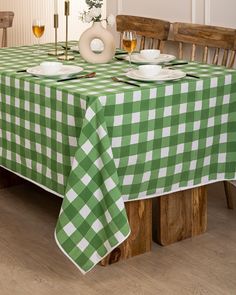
[48,0,64,56]
[58,0,74,60]
[65,0,70,15]
[54,0,58,14]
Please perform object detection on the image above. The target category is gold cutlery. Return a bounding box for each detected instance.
[61,45,71,50]
[163,62,188,67]
[185,73,200,79]
[115,56,126,61]
[57,72,96,82]
[112,77,140,87]
[16,69,27,72]
[166,67,200,79]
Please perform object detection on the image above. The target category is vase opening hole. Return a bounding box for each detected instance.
[90,38,105,54]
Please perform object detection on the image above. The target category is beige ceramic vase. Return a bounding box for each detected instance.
[79,21,116,64]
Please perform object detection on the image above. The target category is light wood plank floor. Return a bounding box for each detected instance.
[0,182,236,295]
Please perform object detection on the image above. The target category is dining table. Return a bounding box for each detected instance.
[0,43,236,274]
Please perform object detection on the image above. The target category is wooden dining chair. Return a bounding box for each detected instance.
[0,11,14,47]
[172,22,236,68]
[224,36,236,208]
[173,22,236,208]
[116,15,171,52]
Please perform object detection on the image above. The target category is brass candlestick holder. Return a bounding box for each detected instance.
[48,14,64,56]
[58,1,74,61]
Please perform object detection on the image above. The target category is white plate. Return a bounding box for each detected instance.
[124,53,176,64]
[27,65,84,79]
[126,69,186,82]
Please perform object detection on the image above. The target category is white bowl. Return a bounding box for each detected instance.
[140,49,160,60]
[138,65,162,78]
[40,61,63,75]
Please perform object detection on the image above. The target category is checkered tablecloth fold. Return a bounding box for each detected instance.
[55,97,130,272]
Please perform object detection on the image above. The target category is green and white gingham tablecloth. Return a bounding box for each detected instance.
[0,44,236,273]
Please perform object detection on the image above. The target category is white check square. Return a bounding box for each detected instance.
[164,106,172,117]
[123,175,134,185]
[81,174,92,186]
[218,153,226,163]
[77,238,89,251]
[161,147,169,158]
[79,205,91,218]
[63,222,76,236]
[158,167,167,178]
[162,127,171,137]
[114,115,123,126]
[91,220,103,233]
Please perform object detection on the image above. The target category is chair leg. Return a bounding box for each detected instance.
[2,28,7,47]
[223,181,234,209]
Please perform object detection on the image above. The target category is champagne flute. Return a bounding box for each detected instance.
[122,31,137,71]
[32,19,45,53]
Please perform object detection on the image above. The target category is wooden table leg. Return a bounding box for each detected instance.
[100,199,152,266]
[152,186,207,246]
[0,167,24,189]
[223,181,234,209]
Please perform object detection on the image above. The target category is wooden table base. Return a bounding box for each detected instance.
[152,186,207,246]
[223,181,234,209]
[101,186,207,265]
[100,199,152,266]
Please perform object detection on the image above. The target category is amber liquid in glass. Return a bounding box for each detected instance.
[123,39,137,53]
[32,25,45,38]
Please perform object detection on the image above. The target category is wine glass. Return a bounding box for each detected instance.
[122,31,137,71]
[32,19,45,53]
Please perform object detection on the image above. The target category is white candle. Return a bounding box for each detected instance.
[54,0,58,14]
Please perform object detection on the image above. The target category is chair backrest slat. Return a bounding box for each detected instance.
[191,44,196,61]
[173,22,236,68]
[203,46,208,63]
[116,15,170,52]
[149,38,154,49]
[140,36,145,50]
[229,51,236,68]
[213,48,220,65]
[222,49,229,66]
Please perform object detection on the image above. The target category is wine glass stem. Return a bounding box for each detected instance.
[37,38,40,52]
[129,53,132,67]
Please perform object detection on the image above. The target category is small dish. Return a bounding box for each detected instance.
[40,61,63,75]
[138,65,162,78]
[140,49,160,60]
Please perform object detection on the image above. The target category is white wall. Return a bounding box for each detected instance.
[2,0,236,47]
[122,1,192,22]
[207,0,236,28]
[107,0,236,56]
[108,0,236,30]
[0,0,106,47]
